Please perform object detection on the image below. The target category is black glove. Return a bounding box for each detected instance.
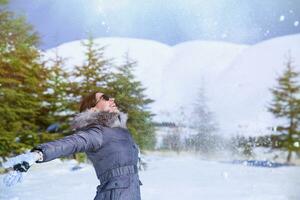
[13,161,31,172]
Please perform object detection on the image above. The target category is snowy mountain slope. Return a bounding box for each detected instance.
[210,34,300,135]
[158,41,247,120]
[45,37,246,122]
[44,37,173,105]
[45,34,300,136]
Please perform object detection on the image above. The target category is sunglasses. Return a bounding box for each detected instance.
[94,94,110,106]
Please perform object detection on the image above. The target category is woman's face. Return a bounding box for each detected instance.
[93,92,119,113]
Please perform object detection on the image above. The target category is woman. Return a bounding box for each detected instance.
[3,91,143,200]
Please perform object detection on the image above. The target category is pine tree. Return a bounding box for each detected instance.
[268,54,300,163]
[190,81,219,154]
[107,53,156,150]
[36,51,72,142]
[66,36,113,162]
[192,82,218,133]
[0,0,7,5]
[69,36,112,111]
[0,9,48,158]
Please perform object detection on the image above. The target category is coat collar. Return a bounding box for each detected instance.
[70,110,128,130]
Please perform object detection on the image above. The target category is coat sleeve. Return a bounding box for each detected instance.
[31,126,103,163]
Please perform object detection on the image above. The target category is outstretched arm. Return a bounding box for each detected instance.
[31,126,103,163]
[2,126,103,187]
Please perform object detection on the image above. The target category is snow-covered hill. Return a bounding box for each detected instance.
[45,34,300,136]
[210,34,300,135]
[44,37,173,105]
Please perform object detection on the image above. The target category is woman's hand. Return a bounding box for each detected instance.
[3,151,43,170]
[2,151,43,187]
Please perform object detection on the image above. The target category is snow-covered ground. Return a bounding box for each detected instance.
[1,152,299,200]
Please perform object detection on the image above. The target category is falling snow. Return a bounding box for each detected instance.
[279,15,285,21]
[294,21,299,27]
[264,30,270,36]
[221,33,227,38]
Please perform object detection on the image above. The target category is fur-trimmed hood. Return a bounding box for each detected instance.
[70,110,128,130]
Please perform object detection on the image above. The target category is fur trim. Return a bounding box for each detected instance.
[70,110,128,130]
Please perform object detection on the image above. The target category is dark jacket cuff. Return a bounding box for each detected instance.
[30,146,45,163]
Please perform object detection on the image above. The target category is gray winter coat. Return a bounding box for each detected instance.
[31,110,143,200]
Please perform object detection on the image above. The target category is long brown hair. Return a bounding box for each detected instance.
[79,91,99,113]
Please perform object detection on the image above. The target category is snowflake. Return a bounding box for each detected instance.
[221,33,227,38]
[264,30,270,36]
[279,15,285,22]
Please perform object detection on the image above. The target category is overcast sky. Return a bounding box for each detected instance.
[6,0,300,49]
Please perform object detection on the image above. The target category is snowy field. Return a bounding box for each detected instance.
[0,151,299,200]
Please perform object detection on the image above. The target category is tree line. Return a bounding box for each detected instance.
[160,54,300,163]
[0,4,156,160]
